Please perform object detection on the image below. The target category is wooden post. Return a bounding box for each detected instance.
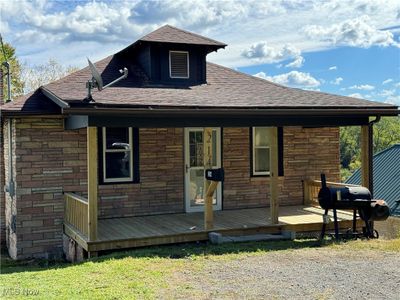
[269,127,279,224]
[203,127,213,230]
[361,125,370,190]
[87,127,98,241]
[303,180,310,205]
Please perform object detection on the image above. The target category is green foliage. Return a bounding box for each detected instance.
[374,117,400,153]
[0,40,24,101]
[340,125,360,170]
[340,116,400,181]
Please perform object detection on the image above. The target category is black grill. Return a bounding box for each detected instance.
[318,174,389,240]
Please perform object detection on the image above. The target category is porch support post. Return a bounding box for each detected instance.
[87,127,98,241]
[269,127,279,224]
[361,125,372,192]
[203,127,213,230]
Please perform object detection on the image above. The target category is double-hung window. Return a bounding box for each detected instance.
[252,127,271,175]
[102,127,134,183]
[251,127,284,177]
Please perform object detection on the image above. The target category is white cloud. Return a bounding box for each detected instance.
[382,94,400,105]
[1,0,290,46]
[254,71,269,79]
[329,66,337,70]
[285,56,305,68]
[1,1,147,44]
[348,93,364,99]
[241,42,301,63]
[304,15,400,48]
[378,89,396,97]
[254,71,320,88]
[349,84,375,90]
[330,77,343,85]
[1,0,399,71]
[382,78,393,85]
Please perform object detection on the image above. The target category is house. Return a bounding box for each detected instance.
[0,25,398,260]
[346,144,400,216]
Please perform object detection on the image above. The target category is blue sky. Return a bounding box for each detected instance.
[0,0,399,105]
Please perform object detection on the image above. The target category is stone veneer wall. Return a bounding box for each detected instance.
[3,118,18,257]
[222,127,340,209]
[4,116,340,259]
[0,119,5,247]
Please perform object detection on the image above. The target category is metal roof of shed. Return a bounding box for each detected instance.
[346,144,400,216]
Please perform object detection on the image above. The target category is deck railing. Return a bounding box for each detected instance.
[64,192,89,236]
[303,179,361,206]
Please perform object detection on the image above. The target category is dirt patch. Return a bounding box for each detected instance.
[164,248,400,300]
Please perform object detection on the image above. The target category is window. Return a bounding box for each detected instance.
[251,127,284,177]
[101,127,139,183]
[252,127,270,175]
[169,51,189,78]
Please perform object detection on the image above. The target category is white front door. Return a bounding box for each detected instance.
[184,128,222,212]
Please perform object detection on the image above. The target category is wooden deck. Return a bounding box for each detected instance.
[64,205,360,252]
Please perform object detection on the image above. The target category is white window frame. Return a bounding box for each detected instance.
[169,50,189,79]
[102,127,134,183]
[252,127,271,176]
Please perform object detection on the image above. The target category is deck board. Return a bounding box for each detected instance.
[65,205,359,252]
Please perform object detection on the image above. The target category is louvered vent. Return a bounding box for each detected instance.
[170,51,189,78]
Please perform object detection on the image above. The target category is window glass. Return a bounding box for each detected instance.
[105,128,130,150]
[254,127,269,147]
[189,131,203,167]
[105,152,131,179]
[254,148,270,173]
[253,127,270,175]
[103,127,133,182]
[212,130,217,166]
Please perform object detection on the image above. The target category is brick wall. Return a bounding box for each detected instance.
[223,127,340,209]
[4,117,340,259]
[6,118,185,258]
[98,128,184,218]
[10,117,86,259]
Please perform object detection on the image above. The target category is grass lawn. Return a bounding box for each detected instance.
[1,238,399,299]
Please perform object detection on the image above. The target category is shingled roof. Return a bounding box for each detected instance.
[138,25,226,47]
[0,25,398,116]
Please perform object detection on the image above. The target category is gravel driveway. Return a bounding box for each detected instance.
[167,248,400,300]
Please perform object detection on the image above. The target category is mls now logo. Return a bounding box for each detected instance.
[1,288,39,296]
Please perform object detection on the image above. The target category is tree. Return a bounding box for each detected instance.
[340,116,400,181]
[21,59,79,93]
[373,117,400,153]
[0,39,24,102]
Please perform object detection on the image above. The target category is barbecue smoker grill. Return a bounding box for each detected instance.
[318,174,390,240]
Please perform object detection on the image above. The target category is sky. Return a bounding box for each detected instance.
[0,0,399,105]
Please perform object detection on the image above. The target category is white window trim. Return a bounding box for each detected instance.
[169,50,189,79]
[102,127,134,183]
[252,127,271,176]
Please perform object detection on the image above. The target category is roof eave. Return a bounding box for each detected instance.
[61,106,399,117]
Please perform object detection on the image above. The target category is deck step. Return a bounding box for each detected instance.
[208,231,295,244]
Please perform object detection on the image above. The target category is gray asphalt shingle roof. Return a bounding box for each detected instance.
[139,25,227,47]
[346,144,400,216]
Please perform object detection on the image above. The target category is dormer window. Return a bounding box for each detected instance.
[169,51,189,78]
